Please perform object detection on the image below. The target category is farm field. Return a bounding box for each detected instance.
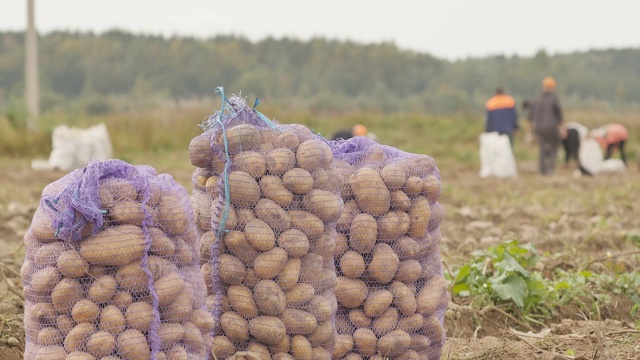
[0,109,638,359]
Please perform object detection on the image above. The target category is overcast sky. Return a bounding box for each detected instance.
[2,0,639,60]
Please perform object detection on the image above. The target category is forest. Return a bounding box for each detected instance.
[1,30,640,116]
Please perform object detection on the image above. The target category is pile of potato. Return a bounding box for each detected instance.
[21,161,212,360]
[189,98,344,359]
[330,140,449,360]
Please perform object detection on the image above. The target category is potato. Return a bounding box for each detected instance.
[87,264,109,278]
[338,251,365,279]
[260,176,294,207]
[218,254,247,285]
[397,313,424,334]
[277,230,309,258]
[254,198,292,232]
[315,268,338,294]
[363,290,393,318]
[228,171,262,207]
[65,351,96,360]
[285,283,316,307]
[247,341,272,360]
[347,309,370,328]
[244,218,276,251]
[342,353,363,360]
[253,280,286,316]
[234,151,267,178]
[266,148,297,175]
[79,225,145,266]
[56,315,75,335]
[32,302,56,324]
[289,335,313,360]
[117,329,151,360]
[228,284,259,319]
[114,262,148,293]
[281,309,318,335]
[334,233,348,257]
[253,247,289,280]
[422,175,441,203]
[243,268,261,289]
[423,315,445,348]
[380,163,407,189]
[307,320,334,348]
[157,323,185,350]
[86,331,116,357]
[349,168,391,216]
[31,266,61,292]
[282,168,314,195]
[224,231,258,265]
[377,211,410,242]
[271,333,291,354]
[353,328,377,357]
[103,178,137,201]
[288,210,325,239]
[333,334,354,359]
[223,124,261,154]
[377,330,411,357]
[110,199,155,227]
[372,307,399,336]
[277,132,300,149]
[182,322,205,353]
[390,190,412,212]
[37,327,61,346]
[311,347,332,360]
[308,295,334,323]
[337,200,358,231]
[249,316,287,345]
[407,335,430,354]
[88,275,117,304]
[335,277,368,308]
[155,272,185,307]
[395,260,422,283]
[302,189,344,221]
[34,242,66,266]
[295,140,325,171]
[161,291,193,324]
[188,132,214,167]
[220,311,249,342]
[99,305,126,335]
[211,336,235,359]
[367,243,399,284]
[64,323,95,352]
[236,207,256,226]
[404,176,424,197]
[35,346,66,360]
[390,281,418,316]
[393,236,421,260]
[310,168,330,191]
[148,227,176,256]
[71,299,100,324]
[417,275,449,316]
[408,196,431,239]
[30,212,58,242]
[349,213,377,254]
[190,308,214,332]
[124,301,154,332]
[165,344,188,360]
[57,249,89,278]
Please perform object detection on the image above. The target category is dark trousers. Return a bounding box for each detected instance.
[562,128,580,164]
[605,141,627,165]
[537,131,560,175]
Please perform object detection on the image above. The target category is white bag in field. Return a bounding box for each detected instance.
[579,138,626,175]
[31,123,113,171]
[479,132,518,178]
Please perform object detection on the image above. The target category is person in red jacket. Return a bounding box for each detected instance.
[591,123,629,166]
[485,87,519,146]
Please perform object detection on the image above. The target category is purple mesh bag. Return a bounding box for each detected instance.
[330,136,448,360]
[189,91,342,359]
[21,159,211,360]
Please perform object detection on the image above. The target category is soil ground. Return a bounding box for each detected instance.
[0,157,638,359]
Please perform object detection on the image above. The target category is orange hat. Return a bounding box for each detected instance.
[542,76,556,90]
[353,124,368,136]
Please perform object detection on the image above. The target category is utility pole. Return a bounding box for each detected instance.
[25,0,40,131]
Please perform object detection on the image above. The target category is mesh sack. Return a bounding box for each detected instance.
[189,91,343,359]
[329,136,448,360]
[21,159,211,360]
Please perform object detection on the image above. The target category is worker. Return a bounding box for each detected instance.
[331,124,368,141]
[591,123,629,166]
[528,76,564,176]
[485,87,519,146]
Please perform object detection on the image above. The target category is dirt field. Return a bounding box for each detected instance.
[0,157,638,359]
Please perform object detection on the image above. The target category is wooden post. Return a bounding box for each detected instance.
[25,0,40,131]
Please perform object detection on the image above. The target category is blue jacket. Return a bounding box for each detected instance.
[485,94,519,135]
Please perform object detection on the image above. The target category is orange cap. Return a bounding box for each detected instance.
[353,124,368,136]
[542,76,556,90]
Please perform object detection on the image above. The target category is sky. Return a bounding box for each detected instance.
[1,0,640,60]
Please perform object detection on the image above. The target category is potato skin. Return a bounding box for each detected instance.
[367,243,400,284]
[377,330,411,357]
[79,225,146,266]
[349,168,391,216]
[253,247,289,280]
[353,328,377,357]
[349,213,377,254]
[416,275,450,317]
[228,171,262,207]
[249,316,287,345]
[363,290,393,318]
[408,196,431,239]
[228,284,259,319]
[117,329,151,360]
[253,280,286,316]
[335,277,368,309]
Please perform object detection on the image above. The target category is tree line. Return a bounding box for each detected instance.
[1,30,639,115]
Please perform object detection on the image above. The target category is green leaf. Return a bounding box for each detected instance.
[490,275,527,308]
[454,264,471,283]
[494,253,530,278]
[452,282,470,296]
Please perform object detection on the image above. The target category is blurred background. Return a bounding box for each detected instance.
[0,0,639,174]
